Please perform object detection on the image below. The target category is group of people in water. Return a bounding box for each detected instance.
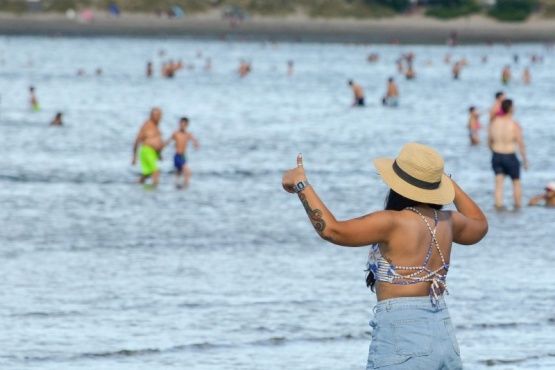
[348,77,399,108]
[30,87,200,187]
[468,90,553,208]
[346,50,550,210]
[27,47,552,203]
[28,86,62,126]
[132,108,199,188]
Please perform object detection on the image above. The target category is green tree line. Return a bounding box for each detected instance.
[0,0,545,21]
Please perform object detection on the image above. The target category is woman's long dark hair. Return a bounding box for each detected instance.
[365,189,443,292]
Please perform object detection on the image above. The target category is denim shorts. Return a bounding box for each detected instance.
[366,297,462,369]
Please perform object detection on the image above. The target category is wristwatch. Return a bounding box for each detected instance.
[293,181,309,193]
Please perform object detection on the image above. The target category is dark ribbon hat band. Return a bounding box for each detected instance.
[392,160,441,190]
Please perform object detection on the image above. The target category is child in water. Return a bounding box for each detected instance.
[468,107,481,145]
[164,117,200,188]
[29,86,39,111]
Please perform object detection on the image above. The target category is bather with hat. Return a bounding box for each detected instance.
[282,142,488,369]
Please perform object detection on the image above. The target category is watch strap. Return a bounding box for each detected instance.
[293,181,309,193]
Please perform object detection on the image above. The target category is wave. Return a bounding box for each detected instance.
[0,167,371,185]
[0,169,270,185]
[83,348,161,358]
[250,332,368,347]
[0,173,131,185]
[10,310,82,318]
[77,333,366,360]
[456,318,554,330]
[479,354,545,366]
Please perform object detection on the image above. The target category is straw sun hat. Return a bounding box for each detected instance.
[373,143,455,205]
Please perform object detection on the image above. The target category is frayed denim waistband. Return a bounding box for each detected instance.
[374,296,447,313]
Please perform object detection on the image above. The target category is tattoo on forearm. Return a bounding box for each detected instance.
[299,193,326,234]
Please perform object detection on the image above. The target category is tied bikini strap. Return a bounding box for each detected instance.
[405,207,450,308]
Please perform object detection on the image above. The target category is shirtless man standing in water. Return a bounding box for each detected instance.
[132,108,164,186]
[488,99,528,209]
[382,77,399,107]
[348,80,365,106]
[164,117,199,188]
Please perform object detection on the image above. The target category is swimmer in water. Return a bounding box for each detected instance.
[405,64,415,80]
[239,60,251,77]
[452,61,461,80]
[468,107,481,145]
[396,59,404,74]
[164,117,200,188]
[489,91,505,124]
[348,80,365,107]
[287,60,294,77]
[132,108,164,186]
[29,86,39,111]
[522,67,531,84]
[382,77,399,107]
[502,65,511,85]
[528,182,555,207]
[146,62,153,77]
[50,112,63,126]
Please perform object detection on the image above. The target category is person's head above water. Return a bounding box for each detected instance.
[469,106,475,113]
[373,143,455,210]
[495,91,504,100]
[29,86,35,92]
[388,77,394,82]
[180,117,189,129]
[348,80,353,85]
[150,107,162,123]
[501,99,513,115]
[545,182,555,193]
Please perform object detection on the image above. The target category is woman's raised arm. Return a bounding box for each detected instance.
[283,154,395,247]
[449,179,488,245]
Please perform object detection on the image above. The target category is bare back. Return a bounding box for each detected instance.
[352,84,364,99]
[387,83,398,98]
[489,117,516,153]
[376,208,454,301]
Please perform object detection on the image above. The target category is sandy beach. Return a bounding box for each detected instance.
[1,11,555,43]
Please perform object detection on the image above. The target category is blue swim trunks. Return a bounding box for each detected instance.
[173,153,187,171]
[492,152,520,180]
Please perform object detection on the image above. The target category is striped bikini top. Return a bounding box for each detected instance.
[367,207,449,307]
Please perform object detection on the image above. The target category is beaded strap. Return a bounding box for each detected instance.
[386,207,450,307]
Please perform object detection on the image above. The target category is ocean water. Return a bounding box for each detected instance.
[0,36,554,370]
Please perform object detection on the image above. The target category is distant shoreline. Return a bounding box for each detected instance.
[1,12,554,44]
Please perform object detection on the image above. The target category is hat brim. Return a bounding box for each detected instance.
[373,158,455,205]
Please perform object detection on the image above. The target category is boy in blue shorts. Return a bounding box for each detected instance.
[164,117,199,188]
